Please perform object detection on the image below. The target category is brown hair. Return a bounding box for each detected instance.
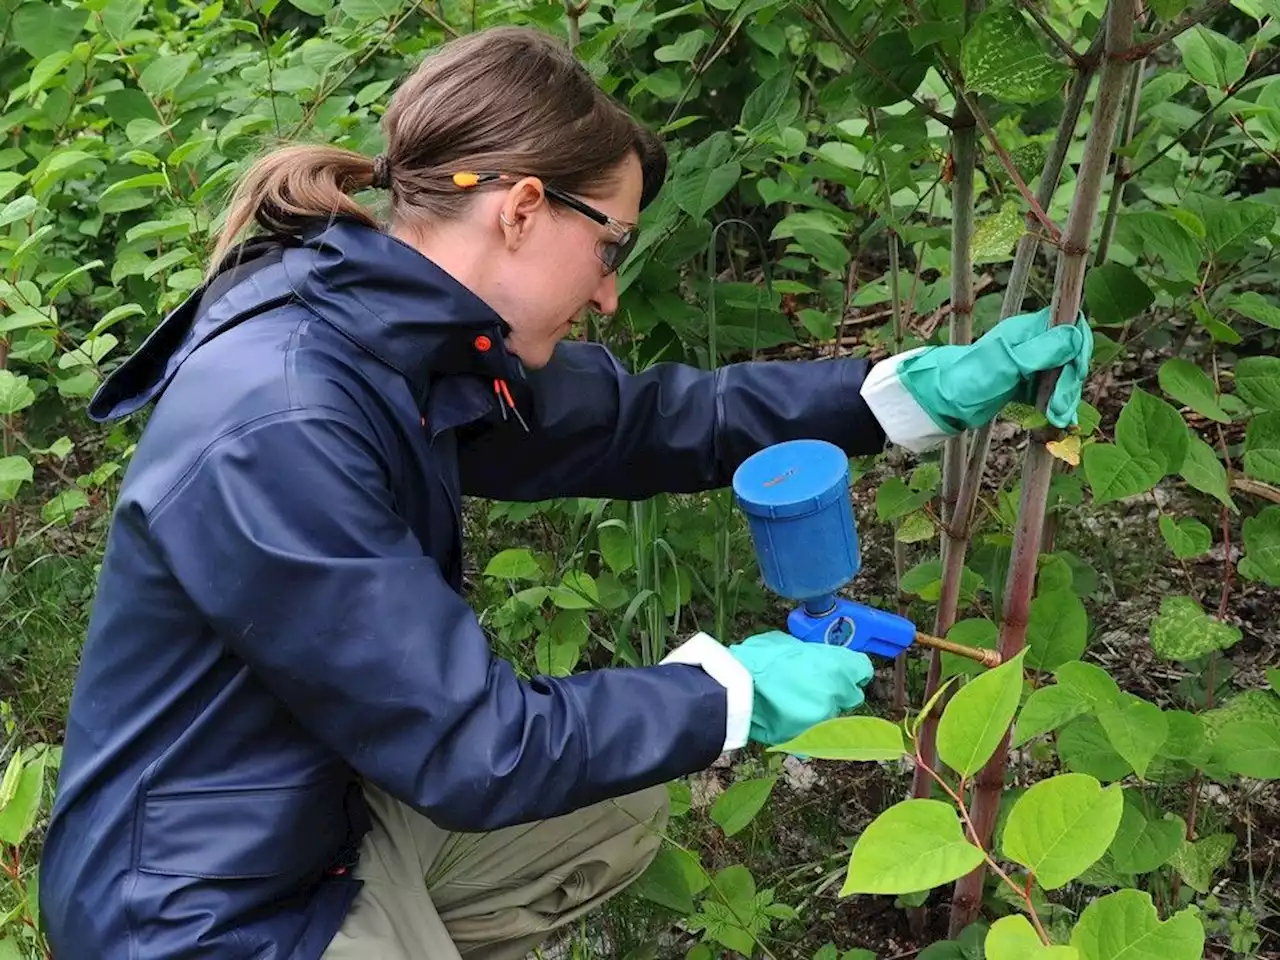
[207,26,666,274]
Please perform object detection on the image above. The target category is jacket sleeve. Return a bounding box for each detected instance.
[145,407,730,833]
[457,342,893,502]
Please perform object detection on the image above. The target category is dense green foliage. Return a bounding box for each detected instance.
[1,0,1279,956]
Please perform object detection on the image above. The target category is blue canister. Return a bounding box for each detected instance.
[731,438,860,603]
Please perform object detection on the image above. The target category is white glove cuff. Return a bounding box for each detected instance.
[662,632,754,752]
[860,348,951,454]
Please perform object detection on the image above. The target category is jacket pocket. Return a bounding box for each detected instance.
[137,783,347,881]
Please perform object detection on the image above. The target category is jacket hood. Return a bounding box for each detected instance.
[88,218,528,423]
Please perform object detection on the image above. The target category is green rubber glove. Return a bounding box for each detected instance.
[897,306,1093,434]
[727,631,874,746]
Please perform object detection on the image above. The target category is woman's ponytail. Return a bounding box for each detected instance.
[207,144,381,277]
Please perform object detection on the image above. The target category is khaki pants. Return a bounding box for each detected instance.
[322,783,669,960]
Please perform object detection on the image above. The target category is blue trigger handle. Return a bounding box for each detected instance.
[786,594,916,659]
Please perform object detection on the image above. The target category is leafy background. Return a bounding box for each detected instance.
[1,0,1279,957]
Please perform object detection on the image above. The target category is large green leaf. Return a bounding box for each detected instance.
[960,5,1071,104]
[1235,356,1280,412]
[1013,684,1091,747]
[1157,358,1228,422]
[1157,516,1212,559]
[0,456,34,502]
[1149,595,1242,661]
[1082,443,1164,504]
[1095,696,1167,780]
[0,747,48,846]
[1116,388,1189,475]
[1167,833,1235,893]
[711,776,777,837]
[842,799,986,895]
[986,915,1079,960]
[1069,890,1204,960]
[1174,26,1247,90]
[847,31,933,108]
[1239,505,1280,586]
[1001,773,1124,889]
[11,1,87,60]
[673,161,741,220]
[936,650,1027,777]
[1243,412,1280,483]
[1024,589,1087,672]
[1230,291,1280,329]
[1208,720,1280,779]
[769,716,906,761]
[1110,794,1185,874]
[1179,435,1235,510]
[1083,264,1154,326]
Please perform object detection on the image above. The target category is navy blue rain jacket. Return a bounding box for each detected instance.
[39,218,888,959]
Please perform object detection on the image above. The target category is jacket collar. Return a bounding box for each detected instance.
[88,217,531,427]
[283,218,529,403]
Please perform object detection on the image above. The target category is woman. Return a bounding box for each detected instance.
[39,25,1091,960]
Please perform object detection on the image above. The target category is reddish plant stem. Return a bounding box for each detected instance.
[947,0,1139,936]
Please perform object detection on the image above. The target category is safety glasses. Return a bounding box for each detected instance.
[452,171,638,275]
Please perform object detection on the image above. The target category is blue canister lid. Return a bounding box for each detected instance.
[732,438,851,519]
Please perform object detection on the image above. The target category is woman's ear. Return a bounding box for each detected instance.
[499,177,547,250]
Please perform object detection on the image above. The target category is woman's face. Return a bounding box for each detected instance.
[485,153,642,369]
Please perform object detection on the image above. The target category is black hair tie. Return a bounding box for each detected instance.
[371,154,392,189]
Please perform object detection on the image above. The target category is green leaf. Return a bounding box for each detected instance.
[1082,443,1164,504]
[1269,667,1280,694]
[1235,356,1280,412]
[971,201,1024,264]
[1167,833,1234,893]
[101,0,147,38]
[1174,26,1247,90]
[11,2,87,60]
[1110,795,1184,874]
[0,195,37,228]
[1186,195,1276,255]
[483,548,542,580]
[340,0,404,17]
[1157,358,1228,422]
[552,570,599,609]
[1244,414,1280,483]
[1157,516,1212,558]
[1096,696,1167,780]
[1025,589,1087,672]
[876,477,933,522]
[0,747,48,846]
[1013,683,1091,747]
[673,161,741,220]
[596,521,634,574]
[1150,595,1242,660]
[0,370,37,415]
[1069,890,1204,960]
[1055,661,1122,710]
[1058,718,1132,781]
[42,489,90,526]
[631,844,707,913]
[289,0,335,12]
[1240,505,1280,586]
[841,799,985,895]
[897,510,936,543]
[769,716,906,761]
[1083,263,1154,325]
[936,650,1027,778]
[1230,291,1280,329]
[1000,774,1124,889]
[986,915,1079,960]
[961,5,1071,104]
[534,610,587,676]
[139,52,198,99]
[1119,211,1203,283]
[1116,388,1189,475]
[847,31,933,108]
[740,69,791,131]
[1209,720,1280,778]
[711,776,777,837]
[1179,435,1235,510]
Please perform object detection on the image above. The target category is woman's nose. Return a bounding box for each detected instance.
[591,271,619,317]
